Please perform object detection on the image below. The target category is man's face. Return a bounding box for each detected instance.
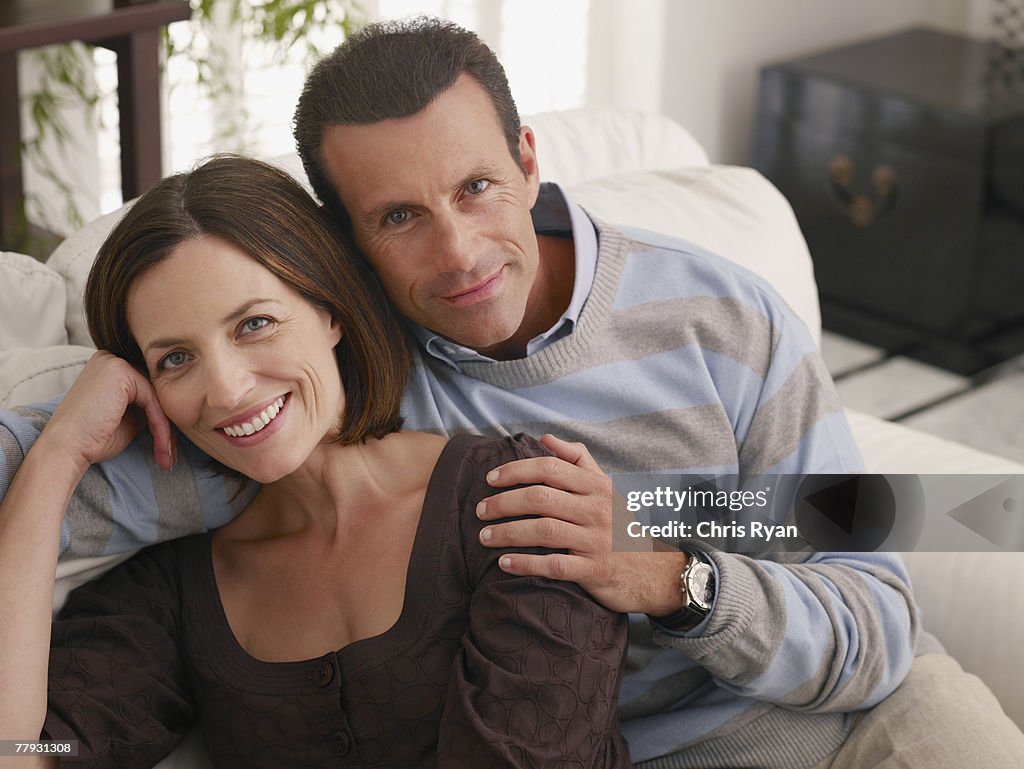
[320,74,542,356]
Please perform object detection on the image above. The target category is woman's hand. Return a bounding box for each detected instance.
[37,351,175,473]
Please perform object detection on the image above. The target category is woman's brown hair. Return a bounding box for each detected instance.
[85,154,408,444]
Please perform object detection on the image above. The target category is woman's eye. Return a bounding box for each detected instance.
[158,351,189,371]
[241,317,271,334]
[385,209,410,225]
[466,179,489,195]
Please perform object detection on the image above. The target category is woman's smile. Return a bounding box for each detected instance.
[217,394,290,443]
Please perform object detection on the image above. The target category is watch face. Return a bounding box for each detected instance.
[687,562,715,610]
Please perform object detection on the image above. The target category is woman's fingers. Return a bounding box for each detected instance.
[45,351,174,470]
[127,369,175,470]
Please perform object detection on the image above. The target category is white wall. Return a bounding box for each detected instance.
[588,0,976,164]
[586,0,667,114]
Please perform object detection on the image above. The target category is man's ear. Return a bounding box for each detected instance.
[518,126,541,206]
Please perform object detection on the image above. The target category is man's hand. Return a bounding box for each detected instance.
[476,434,688,615]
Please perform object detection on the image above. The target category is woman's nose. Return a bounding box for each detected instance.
[202,351,255,411]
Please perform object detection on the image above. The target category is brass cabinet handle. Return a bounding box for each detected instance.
[828,153,900,227]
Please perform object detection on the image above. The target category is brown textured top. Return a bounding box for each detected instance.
[43,433,632,768]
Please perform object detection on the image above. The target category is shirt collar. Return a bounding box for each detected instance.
[412,183,599,366]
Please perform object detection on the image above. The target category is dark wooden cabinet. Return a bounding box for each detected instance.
[753,27,1024,374]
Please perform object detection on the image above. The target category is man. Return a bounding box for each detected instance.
[1,15,1021,769]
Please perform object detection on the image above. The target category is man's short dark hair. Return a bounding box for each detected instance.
[293,16,523,225]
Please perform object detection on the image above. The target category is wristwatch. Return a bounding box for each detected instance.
[652,550,716,632]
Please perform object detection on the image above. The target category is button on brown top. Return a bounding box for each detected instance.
[44,434,632,769]
[332,730,351,756]
[314,661,334,687]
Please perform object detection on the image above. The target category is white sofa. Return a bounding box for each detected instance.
[2,110,1022,761]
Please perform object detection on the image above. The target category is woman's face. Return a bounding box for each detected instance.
[126,235,344,483]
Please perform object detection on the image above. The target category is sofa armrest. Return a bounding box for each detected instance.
[846,408,1024,729]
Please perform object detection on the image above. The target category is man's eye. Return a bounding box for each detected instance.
[466,179,490,194]
[158,351,189,371]
[385,209,410,225]
[241,317,271,334]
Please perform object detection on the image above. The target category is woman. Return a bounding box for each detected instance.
[0,156,631,769]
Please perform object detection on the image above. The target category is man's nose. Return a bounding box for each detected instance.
[202,350,255,411]
[431,210,477,274]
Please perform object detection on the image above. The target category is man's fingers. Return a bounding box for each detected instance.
[477,484,593,525]
[540,433,602,472]
[496,551,592,582]
[486,454,610,497]
[486,454,589,492]
[479,516,597,552]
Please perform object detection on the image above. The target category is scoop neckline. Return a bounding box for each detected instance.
[183,432,478,689]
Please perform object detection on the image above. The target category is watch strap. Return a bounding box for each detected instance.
[651,550,715,632]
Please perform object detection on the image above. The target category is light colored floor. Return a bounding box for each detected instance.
[821,331,1024,464]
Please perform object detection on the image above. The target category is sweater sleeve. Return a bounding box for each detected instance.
[654,297,918,713]
[42,542,196,768]
[437,434,633,768]
[0,400,255,560]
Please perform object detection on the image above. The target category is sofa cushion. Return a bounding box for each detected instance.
[46,206,133,348]
[900,551,1024,729]
[0,251,69,350]
[523,108,710,186]
[0,346,93,408]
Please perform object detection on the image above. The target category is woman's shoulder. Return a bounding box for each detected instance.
[114,533,212,595]
[436,432,553,504]
[442,432,551,483]
[119,533,210,581]
[428,433,552,558]
[56,534,209,623]
[137,532,210,568]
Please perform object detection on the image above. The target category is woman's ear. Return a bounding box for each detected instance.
[329,315,343,346]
